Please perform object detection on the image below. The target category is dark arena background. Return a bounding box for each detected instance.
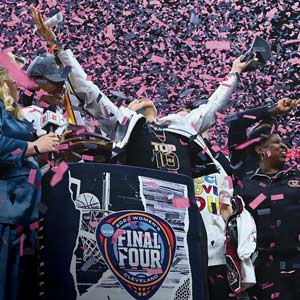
[1,0,299,157]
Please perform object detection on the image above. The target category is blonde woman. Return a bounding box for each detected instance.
[0,53,59,300]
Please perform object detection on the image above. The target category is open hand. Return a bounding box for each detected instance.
[31,6,56,46]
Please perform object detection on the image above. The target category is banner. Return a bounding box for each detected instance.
[41,163,207,300]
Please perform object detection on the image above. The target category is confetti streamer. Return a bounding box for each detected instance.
[50,161,69,187]
[28,169,37,185]
[271,194,284,201]
[11,148,22,156]
[111,229,125,244]
[249,193,266,210]
[145,181,159,188]
[82,154,94,161]
[172,197,190,208]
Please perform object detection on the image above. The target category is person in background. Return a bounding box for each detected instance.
[235,124,300,300]
[227,98,300,181]
[176,108,236,299]
[0,53,58,300]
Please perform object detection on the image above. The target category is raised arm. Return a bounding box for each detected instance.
[31,6,133,138]
[227,98,300,175]
[188,56,253,133]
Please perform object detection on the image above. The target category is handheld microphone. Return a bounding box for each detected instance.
[40,105,60,161]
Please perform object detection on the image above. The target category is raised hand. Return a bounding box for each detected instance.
[31,6,56,46]
[231,55,258,74]
[271,98,300,115]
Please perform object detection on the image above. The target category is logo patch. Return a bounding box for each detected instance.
[96,211,176,300]
[288,179,300,188]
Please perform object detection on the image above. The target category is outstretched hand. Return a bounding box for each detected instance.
[31,6,56,46]
[270,98,300,115]
[231,55,258,74]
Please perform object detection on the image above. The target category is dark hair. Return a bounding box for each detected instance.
[247,123,274,158]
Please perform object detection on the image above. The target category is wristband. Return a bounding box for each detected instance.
[33,144,41,155]
[49,44,57,55]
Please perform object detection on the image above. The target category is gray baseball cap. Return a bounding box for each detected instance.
[27,55,69,83]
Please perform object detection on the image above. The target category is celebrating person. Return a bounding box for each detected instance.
[235,123,300,300]
[0,53,59,300]
[29,7,255,300]
[227,98,300,181]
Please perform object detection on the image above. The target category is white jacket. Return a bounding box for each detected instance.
[195,170,233,266]
[237,205,257,290]
[58,49,239,170]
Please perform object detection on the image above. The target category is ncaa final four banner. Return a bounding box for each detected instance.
[41,164,207,300]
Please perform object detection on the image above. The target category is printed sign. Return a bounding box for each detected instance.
[96,211,176,300]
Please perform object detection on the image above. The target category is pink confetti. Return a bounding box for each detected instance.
[20,234,26,257]
[201,147,208,155]
[262,282,274,290]
[221,83,233,88]
[80,245,88,251]
[283,39,300,45]
[271,194,284,201]
[50,161,69,187]
[111,229,125,244]
[105,23,115,41]
[29,221,39,231]
[147,268,163,274]
[191,122,200,132]
[136,85,147,97]
[151,55,166,64]
[205,41,231,50]
[235,137,262,150]
[47,159,55,168]
[23,89,33,96]
[76,128,86,135]
[243,114,256,120]
[211,144,220,152]
[0,53,36,89]
[179,139,188,146]
[82,154,94,161]
[259,182,267,188]
[89,221,99,228]
[56,144,69,151]
[39,101,50,108]
[145,181,159,188]
[224,176,233,189]
[127,216,138,226]
[237,180,244,189]
[271,292,280,299]
[120,116,129,126]
[172,197,190,208]
[11,148,22,156]
[249,193,266,210]
[28,169,37,185]
[90,120,100,126]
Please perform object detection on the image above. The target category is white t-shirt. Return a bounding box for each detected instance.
[194,173,232,266]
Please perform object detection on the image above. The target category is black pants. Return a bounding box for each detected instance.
[247,261,300,300]
[208,265,236,300]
